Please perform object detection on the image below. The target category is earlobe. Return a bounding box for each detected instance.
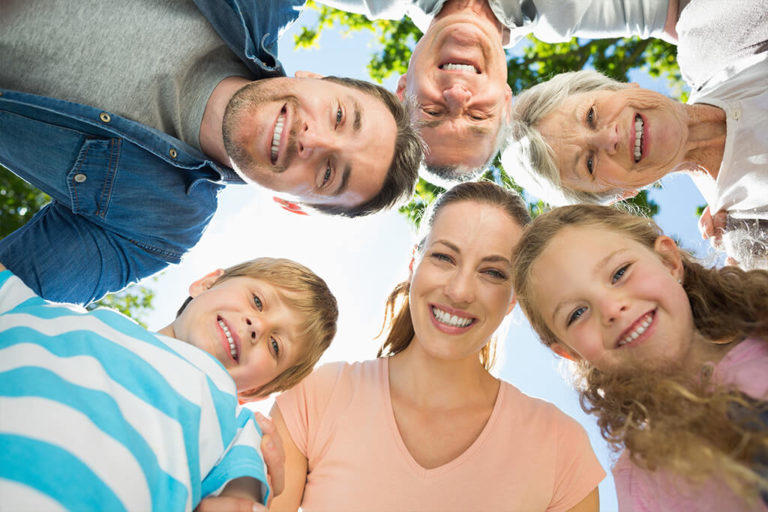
[615,189,639,202]
[273,197,309,216]
[551,343,580,361]
[189,269,225,297]
[396,75,407,101]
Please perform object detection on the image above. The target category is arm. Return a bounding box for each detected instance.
[567,487,600,512]
[662,0,680,42]
[195,478,267,512]
[0,263,5,272]
[267,404,308,512]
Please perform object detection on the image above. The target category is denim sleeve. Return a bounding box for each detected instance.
[0,201,170,305]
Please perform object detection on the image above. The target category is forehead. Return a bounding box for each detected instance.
[420,120,498,169]
[537,94,600,193]
[315,87,397,208]
[428,201,522,255]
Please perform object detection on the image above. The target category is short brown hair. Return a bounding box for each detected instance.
[377,181,531,369]
[307,76,424,217]
[177,258,338,398]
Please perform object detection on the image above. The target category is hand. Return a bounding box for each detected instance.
[255,411,285,501]
[698,206,728,248]
[195,496,267,512]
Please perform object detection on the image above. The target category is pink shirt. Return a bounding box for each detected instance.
[613,337,768,512]
[276,358,605,511]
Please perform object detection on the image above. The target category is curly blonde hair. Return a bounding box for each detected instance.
[512,204,768,502]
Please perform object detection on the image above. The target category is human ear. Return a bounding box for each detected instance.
[396,75,407,101]
[505,294,517,316]
[653,235,684,281]
[295,70,323,79]
[189,269,225,297]
[551,342,580,361]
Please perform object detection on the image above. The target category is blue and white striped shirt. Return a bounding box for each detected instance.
[0,270,268,511]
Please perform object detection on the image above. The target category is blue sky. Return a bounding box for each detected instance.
[142,8,715,510]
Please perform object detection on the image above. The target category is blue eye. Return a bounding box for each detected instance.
[432,252,452,263]
[567,306,587,326]
[483,268,507,280]
[270,338,280,357]
[586,106,596,126]
[253,294,263,311]
[322,164,332,185]
[612,264,630,284]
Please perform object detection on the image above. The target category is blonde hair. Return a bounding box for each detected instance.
[512,204,768,501]
[377,181,531,369]
[179,258,338,398]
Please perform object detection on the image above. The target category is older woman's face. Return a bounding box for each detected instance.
[408,200,521,362]
[537,87,688,197]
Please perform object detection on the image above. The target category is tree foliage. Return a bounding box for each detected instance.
[1,164,156,322]
[298,1,680,226]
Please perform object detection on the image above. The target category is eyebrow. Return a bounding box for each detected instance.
[353,99,362,132]
[333,165,351,196]
[419,118,493,137]
[434,240,512,265]
[550,248,625,323]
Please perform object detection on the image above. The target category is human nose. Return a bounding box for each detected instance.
[442,84,472,112]
[444,269,475,305]
[244,316,262,346]
[297,123,335,160]
[598,292,629,327]
[591,123,619,154]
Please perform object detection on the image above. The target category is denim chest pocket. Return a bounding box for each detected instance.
[67,138,122,219]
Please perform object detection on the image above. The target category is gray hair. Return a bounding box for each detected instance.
[503,70,632,206]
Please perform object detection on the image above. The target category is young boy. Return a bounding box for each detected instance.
[0,258,338,511]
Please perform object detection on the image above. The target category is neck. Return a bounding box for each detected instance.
[199,76,251,166]
[388,338,498,409]
[156,324,176,339]
[684,331,735,373]
[679,103,727,180]
[435,0,503,38]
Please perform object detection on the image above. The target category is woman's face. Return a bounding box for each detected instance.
[529,225,695,371]
[537,87,688,197]
[408,200,522,362]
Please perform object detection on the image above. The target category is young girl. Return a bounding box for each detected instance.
[511,204,768,510]
[0,257,338,511]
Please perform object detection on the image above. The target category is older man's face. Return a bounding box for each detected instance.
[398,10,511,173]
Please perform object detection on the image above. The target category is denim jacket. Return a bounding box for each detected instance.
[0,0,305,304]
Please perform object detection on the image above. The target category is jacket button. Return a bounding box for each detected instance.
[74,173,87,183]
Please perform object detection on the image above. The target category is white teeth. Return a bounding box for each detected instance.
[441,63,478,73]
[271,112,285,163]
[431,306,473,328]
[218,319,237,360]
[634,116,644,163]
[618,313,653,347]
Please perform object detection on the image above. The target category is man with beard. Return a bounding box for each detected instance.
[0,0,422,304]
[317,0,680,183]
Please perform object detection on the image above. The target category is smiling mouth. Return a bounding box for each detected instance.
[439,62,479,74]
[431,305,475,328]
[633,114,645,163]
[271,105,287,165]
[218,317,239,362]
[617,311,654,347]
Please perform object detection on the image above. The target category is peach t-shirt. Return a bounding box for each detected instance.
[613,337,768,512]
[276,358,605,511]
